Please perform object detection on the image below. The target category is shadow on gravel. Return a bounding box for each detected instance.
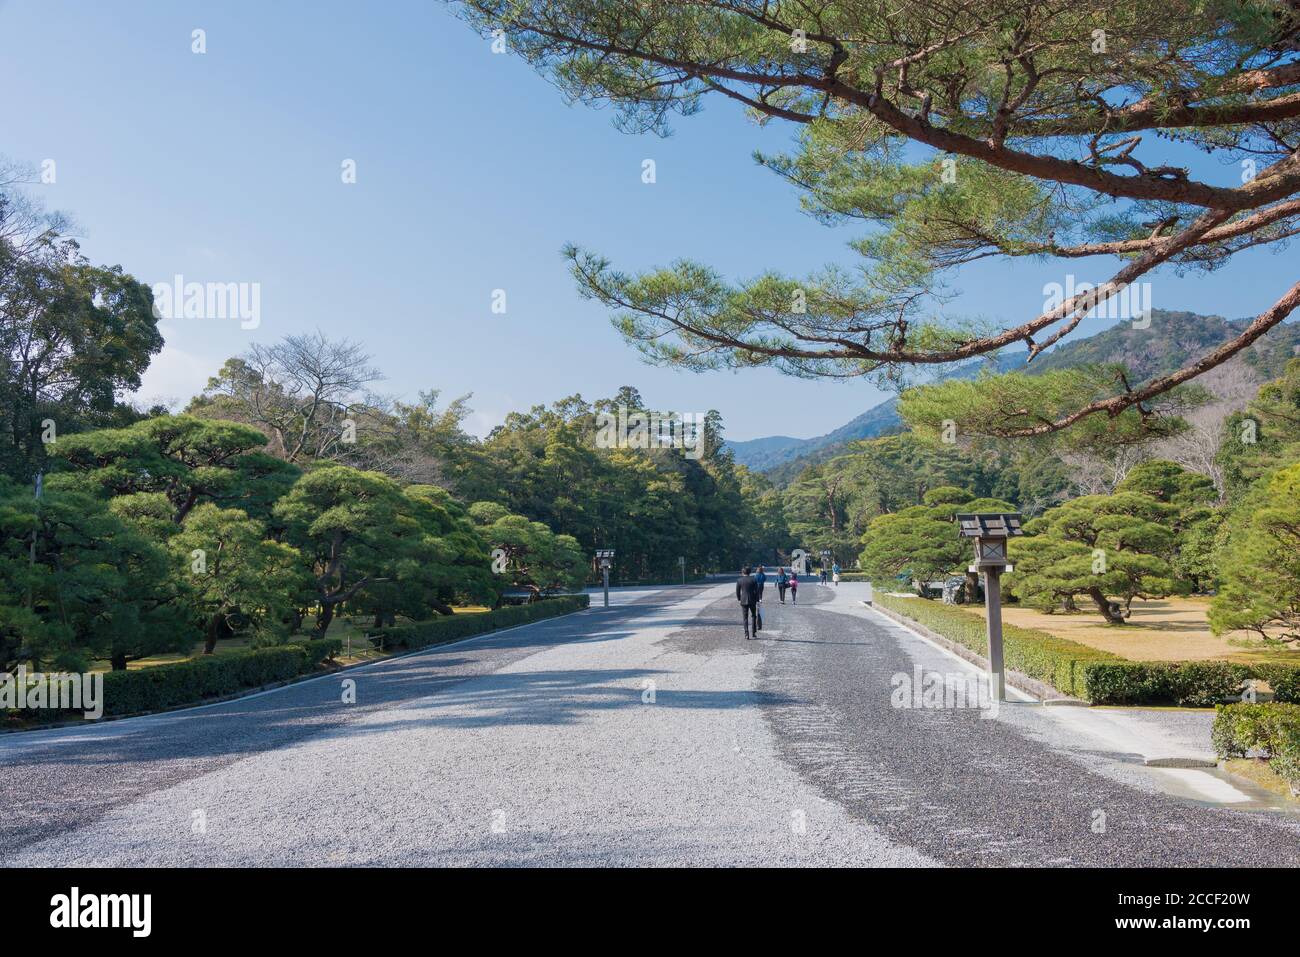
[303,666,799,734]
[0,590,727,855]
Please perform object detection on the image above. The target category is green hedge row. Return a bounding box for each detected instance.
[872,593,1300,706]
[98,597,592,718]
[1083,661,1254,707]
[1212,702,1300,794]
[873,592,1118,699]
[1252,663,1300,704]
[374,594,591,650]
[101,637,342,717]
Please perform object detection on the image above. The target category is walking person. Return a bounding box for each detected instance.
[753,564,767,632]
[736,565,760,639]
[788,570,798,604]
[832,561,841,586]
[776,566,789,604]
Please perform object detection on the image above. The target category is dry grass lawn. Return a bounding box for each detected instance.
[969,596,1300,665]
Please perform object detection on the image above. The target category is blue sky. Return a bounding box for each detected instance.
[2,0,1292,441]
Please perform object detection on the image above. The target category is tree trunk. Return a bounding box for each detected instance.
[373,610,384,631]
[110,652,128,672]
[1088,586,1125,624]
[315,601,335,637]
[203,614,222,655]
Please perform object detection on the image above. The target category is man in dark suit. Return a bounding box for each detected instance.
[736,565,760,639]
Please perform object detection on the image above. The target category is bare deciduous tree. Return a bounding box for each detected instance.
[200,331,383,464]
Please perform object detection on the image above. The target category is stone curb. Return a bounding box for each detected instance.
[867,601,1088,704]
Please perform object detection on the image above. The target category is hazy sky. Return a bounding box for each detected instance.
[3,0,1292,440]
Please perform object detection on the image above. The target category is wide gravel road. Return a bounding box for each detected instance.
[3,582,1297,866]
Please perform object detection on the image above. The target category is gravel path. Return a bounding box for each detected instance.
[751,584,1300,866]
[3,581,1296,866]
[0,585,930,867]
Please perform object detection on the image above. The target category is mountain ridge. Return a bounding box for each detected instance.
[727,310,1300,481]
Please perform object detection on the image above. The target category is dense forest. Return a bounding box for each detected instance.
[0,177,793,673]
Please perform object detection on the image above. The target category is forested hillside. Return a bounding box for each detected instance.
[732,312,1300,481]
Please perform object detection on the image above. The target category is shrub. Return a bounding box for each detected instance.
[1212,702,1300,758]
[94,597,590,719]
[873,592,1117,699]
[874,593,1266,705]
[1270,744,1300,796]
[1212,702,1300,794]
[1168,661,1254,707]
[376,595,590,650]
[298,637,342,668]
[101,646,306,717]
[1086,661,1261,706]
[1252,663,1300,704]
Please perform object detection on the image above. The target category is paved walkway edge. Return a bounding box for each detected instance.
[867,601,1080,703]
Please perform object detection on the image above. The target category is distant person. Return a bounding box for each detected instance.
[753,565,766,632]
[832,562,841,586]
[788,571,798,604]
[819,565,828,585]
[776,567,789,604]
[736,565,760,639]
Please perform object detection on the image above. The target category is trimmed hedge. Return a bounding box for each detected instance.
[94,598,589,719]
[374,594,591,650]
[1253,663,1300,704]
[299,637,343,668]
[1084,661,1252,707]
[100,637,339,718]
[873,592,1117,699]
[872,593,1300,705]
[1212,702,1300,795]
[101,645,309,717]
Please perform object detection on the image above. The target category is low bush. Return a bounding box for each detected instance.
[1083,661,1251,707]
[101,645,307,717]
[95,598,590,719]
[298,637,342,668]
[98,638,347,719]
[1252,663,1300,704]
[873,593,1290,705]
[873,592,1118,699]
[375,594,590,650]
[1212,702,1300,795]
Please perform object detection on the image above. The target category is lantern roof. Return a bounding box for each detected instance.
[954,513,1024,539]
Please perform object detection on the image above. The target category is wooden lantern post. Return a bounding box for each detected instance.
[955,513,1023,701]
[595,549,615,607]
